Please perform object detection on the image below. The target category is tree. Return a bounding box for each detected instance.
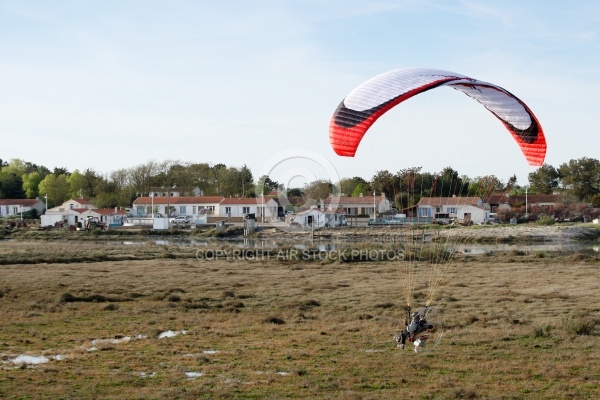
[528,164,560,194]
[189,163,217,194]
[22,172,42,198]
[286,187,303,198]
[79,169,102,198]
[433,167,469,197]
[339,177,367,197]
[2,158,28,177]
[395,167,436,209]
[129,160,160,196]
[590,193,600,208]
[53,167,69,176]
[239,165,254,197]
[0,172,25,198]
[303,180,334,202]
[38,174,70,207]
[467,175,503,196]
[505,174,518,192]
[23,161,50,177]
[351,182,371,198]
[370,170,398,199]
[256,175,280,196]
[213,166,248,197]
[558,157,600,201]
[67,170,87,199]
[93,192,120,208]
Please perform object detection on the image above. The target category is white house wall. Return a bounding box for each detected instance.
[456,206,487,224]
[219,205,264,218]
[135,202,222,217]
[0,200,46,217]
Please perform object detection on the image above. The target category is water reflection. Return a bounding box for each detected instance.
[119,237,598,253]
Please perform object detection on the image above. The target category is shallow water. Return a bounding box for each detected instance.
[119,237,598,254]
[158,330,186,339]
[10,355,49,365]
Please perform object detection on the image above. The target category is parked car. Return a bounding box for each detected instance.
[170,216,190,225]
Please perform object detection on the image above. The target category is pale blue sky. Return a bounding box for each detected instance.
[1,0,598,187]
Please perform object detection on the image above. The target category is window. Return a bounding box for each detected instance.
[207,206,215,214]
[447,207,457,215]
[419,207,430,217]
[225,207,231,215]
[179,206,186,214]
[242,207,250,214]
[192,206,197,214]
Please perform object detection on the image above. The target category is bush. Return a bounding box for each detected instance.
[166,294,181,302]
[563,315,595,336]
[536,215,555,226]
[264,316,285,325]
[533,325,552,338]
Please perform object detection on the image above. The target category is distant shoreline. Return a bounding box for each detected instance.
[259,223,600,244]
[2,222,599,244]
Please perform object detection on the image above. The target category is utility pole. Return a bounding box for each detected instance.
[373,191,376,221]
[525,186,529,219]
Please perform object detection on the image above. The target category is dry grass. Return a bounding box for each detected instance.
[0,240,598,399]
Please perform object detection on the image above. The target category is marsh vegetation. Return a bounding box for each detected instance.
[0,239,598,399]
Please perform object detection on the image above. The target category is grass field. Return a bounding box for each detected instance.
[0,239,598,399]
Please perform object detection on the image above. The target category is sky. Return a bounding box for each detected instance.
[1,0,599,189]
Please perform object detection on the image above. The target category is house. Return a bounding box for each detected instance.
[485,193,561,212]
[290,208,346,229]
[147,186,203,197]
[417,197,490,224]
[264,197,284,219]
[219,198,266,219]
[131,196,224,217]
[278,196,308,213]
[292,208,326,229]
[42,199,95,226]
[46,198,96,212]
[0,198,46,217]
[505,194,560,209]
[89,208,128,226]
[42,199,129,227]
[57,208,128,227]
[323,194,391,216]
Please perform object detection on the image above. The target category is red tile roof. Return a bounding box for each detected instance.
[417,197,481,206]
[220,197,263,205]
[324,196,386,205]
[485,193,560,206]
[484,194,511,204]
[270,196,306,206]
[132,196,224,205]
[91,208,127,215]
[0,199,41,206]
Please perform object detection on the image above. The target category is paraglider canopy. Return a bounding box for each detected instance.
[329,68,546,166]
